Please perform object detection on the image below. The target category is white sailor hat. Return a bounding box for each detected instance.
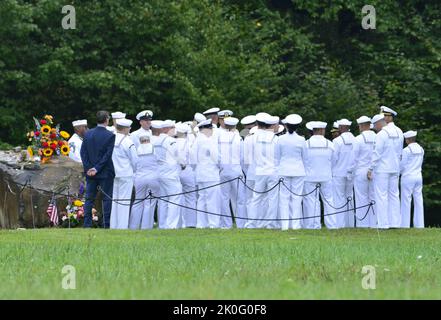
[224,117,239,126]
[72,119,87,127]
[151,120,164,129]
[380,106,397,116]
[163,120,176,128]
[330,121,339,133]
[312,121,327,129]
[403,130,417,139]
[218,110,234,118]
[249,126,258,135]
[240,115,256,126]
[276,124,285,134]
[197,119,213,128]
[183,121,193,126]
[337,119,352,126]
[115,118,133,127]
[306,121,315,131]
[255,112,271,123]
[176,123,190,134]
[203,107,220,115]
[356,116,372,124]
[265,116,279,125]
[136,110,153,121]
[194,113,207,123]
[284,114,302,125]
[111,111,126,119]
[371,114,385,124]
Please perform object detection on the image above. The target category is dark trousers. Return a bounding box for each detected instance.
[84,177,114,228]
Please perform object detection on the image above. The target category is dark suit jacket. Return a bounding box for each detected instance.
[80,126,115,179]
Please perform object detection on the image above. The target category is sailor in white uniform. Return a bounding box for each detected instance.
[303,121,337,229]
[68,119,88,163]
[275,114,306,230]
[203,107,221,137]
[332,119,356,228]
[218,117,246,228]
[246,113,280,229]
[153,120,183,229]
[175,122,197,228]
[368,113,403,229]
[352,116,376,228]
[131,110,153,148]
[129,132,160,229]
[400,130,425,228]
[240,115,257,139]
[218,110,234,132]
[190,119,222,228]
[107,111,126,134]
[243,124,258,222]
[110,118,138,229]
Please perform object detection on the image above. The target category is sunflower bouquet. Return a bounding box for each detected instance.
[61,199,100,228]
[27,115,71,163]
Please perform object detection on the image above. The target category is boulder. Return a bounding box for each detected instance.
[0,150,85,229]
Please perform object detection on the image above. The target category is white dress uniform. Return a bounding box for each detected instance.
[370,123,403,229]
[332,131,356,228]
[190,128,221,228]
[131,127,152,149]
[246,128,279,229]
[352,130,377,228]
[129,142,160,230]
[400,140,424,228]
[176,133,197,228]
[275,131,306,230]
[303,134,337,229]
[243,129,257,219]
[153,133,183,229]
[218,128,246,228]
[110,132,138,229]
[68,133,83,163]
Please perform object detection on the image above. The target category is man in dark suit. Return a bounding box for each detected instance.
[81,110,116,228]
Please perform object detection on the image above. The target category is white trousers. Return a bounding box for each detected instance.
[303,181,337,229]
[353,171,376,228]
[373,172,401,229]
[196,182,221,228]
[129,174,160,230]
[279,176,305,230]
[110,177,133,229]
[400,174,424,228]
[219,173,247,228]
[158,177,182,229]
[244,178,255,226]
[333,176,355,228]
[246,175,280,229]
[180,169,197,228]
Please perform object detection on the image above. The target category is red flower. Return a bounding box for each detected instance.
[50,133,57,139]
[58,141,64,146]
[40,119,47,125]
[50,143,57,150]
[42,142,49,148]
[35,131,40,137]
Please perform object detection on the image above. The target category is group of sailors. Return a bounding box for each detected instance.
[69,105,425,230]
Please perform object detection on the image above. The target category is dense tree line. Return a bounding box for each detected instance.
[0,0,440,224]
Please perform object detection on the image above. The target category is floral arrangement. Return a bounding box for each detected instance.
[27,115,71,163]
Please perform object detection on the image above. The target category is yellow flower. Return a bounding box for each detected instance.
[60,131,70,139]
[42,148,53,157]
[74,200,83,207]
[60,144,70,156]
[44,115,54,123]
[41,125,51,135]
[27,147,34,158]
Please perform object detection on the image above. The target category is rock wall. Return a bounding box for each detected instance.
[0,150,85,229]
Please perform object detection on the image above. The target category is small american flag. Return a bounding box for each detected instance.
[47,196,59,226]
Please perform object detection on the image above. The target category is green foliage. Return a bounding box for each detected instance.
[0,0,440,221]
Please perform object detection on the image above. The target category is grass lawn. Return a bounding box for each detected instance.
[1,228,441,299]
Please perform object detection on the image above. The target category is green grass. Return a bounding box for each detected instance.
[1,228,441,299]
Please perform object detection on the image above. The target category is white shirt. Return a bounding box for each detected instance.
[304,135,335,182]
[275,132,306,177]
[332,132,356,177]
[152,133,181,179]
[134,143,158,178]
[218,130,243,177]
[243,133,256,181]
[370,125,402,173]
[351,130,376,174]
[68,133,83,163]
[131,127,152,148]
[190,133,220,183]
[400,142,424,177]
[112,133,138,178]
[252,129,278,176]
